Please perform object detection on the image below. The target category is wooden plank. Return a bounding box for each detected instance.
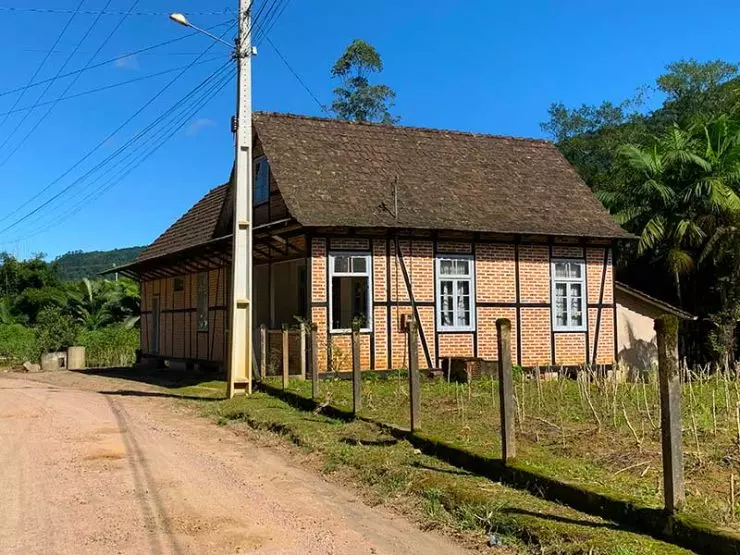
[408,318,421,431]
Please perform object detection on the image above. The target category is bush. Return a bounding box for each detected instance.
[35,306,78,353]
[0,324,39,366]
[77,326,139,368]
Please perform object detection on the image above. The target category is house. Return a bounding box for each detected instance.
[615,282,695,373]
[113,112,633,374]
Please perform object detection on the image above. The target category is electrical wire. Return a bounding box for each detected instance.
[0,56,224,119]
[0,6,234,17]
[0,0,138,169]
[0,20,232,101]
[263,35,328,113]
[0,0,86,136]
[0,24,235,230]
[6,69,235,244]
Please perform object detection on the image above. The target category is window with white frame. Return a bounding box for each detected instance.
[436,255,475,331]
[329,253,372,331]
[551,259,586,331]
[254,156,270,205]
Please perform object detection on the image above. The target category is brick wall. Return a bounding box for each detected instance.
[307,234,616,372]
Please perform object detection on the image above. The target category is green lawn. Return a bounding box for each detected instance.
[167,373,696,554]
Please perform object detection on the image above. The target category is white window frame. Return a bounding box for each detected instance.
[328,251,373,333]
[435,254,476,332]
[254,156,270,205]
[551,258,586,332]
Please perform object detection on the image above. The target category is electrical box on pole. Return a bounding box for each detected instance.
[227,0,253,397]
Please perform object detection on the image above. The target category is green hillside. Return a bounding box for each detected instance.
[53,246,145,282]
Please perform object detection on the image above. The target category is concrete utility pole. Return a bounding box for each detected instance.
[227,0,254,397]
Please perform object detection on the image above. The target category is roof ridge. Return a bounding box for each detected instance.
[253,111,554,145]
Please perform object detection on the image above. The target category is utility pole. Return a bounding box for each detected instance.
[227,0,254,397]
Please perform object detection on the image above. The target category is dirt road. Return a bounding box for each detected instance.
[0,373,469,555]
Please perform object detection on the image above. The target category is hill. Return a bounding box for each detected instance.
[53,246,145,282]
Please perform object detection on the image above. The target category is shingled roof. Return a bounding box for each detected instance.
[138,183,229,262]
[254,112,631,239]
[139,112,631,263]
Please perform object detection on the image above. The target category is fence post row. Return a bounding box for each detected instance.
[282,324,289,390]
[496,318,516,462]
[407,317,421,432]
[310,323,319,400]
[351,321,362,415]
[655,315,685,513]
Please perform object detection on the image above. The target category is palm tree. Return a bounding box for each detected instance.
[67,278,116,330]
[599,119,740,303]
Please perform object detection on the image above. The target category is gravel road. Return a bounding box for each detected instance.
[0,372,470,555]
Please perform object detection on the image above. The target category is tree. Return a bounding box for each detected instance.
[67,278,116,330]
[330,39,399,124]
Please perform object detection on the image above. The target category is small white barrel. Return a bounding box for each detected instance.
[67,346,86,370]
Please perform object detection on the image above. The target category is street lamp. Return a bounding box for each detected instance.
[169,12,234,49]
[169,5,255,397]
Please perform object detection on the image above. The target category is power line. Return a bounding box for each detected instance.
[0,24,235,231]
[0,6,234,17]
[0,0,86,137]
[0,56,224,119]
[7,68,235,244]
[0,0,132,169]
[254,0,289,45]
[264,35,328,113]
[0,20,232,100]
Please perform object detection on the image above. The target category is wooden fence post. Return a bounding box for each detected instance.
[311,323,319,400]
[407,317,421,431]
[352,321,361,415]
[300,323,307,381]
[259,324,267,381]
[496,318,516,462]
[282,325,289,390]
[655,315,685,513]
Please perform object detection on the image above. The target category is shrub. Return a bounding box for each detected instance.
[77,326,139,368]
[35,306,78,354]
[0,323,39,366]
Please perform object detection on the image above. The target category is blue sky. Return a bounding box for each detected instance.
[0,0,739,260]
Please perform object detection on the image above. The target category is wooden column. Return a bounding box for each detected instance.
[259,324,267,381]
[311,324,319,400]
[407,318,421,432]
[300,323,307,381]
[496,318,516,462]
[352,321,361,415]
[655,315,685,513]
[282,325,289,389]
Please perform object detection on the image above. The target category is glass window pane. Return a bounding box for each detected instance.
[332,275,369,329]
[568,262,582,279]
[555,300,567,326]
[569,283,582,298]
[456,260,470,276]
[554,262,567,278]
[351,256,367,273]
[457,310,470,326]
[440,260,454,275]
[333,255,350,273]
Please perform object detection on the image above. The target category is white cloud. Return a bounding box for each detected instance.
[185,118,216,137]
[114,54,139,70]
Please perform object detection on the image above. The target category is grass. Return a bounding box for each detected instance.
[165,375,691,554]
[268,369,740,537]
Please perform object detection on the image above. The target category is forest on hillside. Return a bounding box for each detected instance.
[541,59,740,363]
[53,246,144,282]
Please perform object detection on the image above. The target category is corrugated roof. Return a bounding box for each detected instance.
[253,112,632,239]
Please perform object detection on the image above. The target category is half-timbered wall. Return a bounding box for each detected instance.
[310,236,615,371]
[140,266,229,364]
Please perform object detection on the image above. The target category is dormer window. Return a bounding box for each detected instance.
[254,156,270,205]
